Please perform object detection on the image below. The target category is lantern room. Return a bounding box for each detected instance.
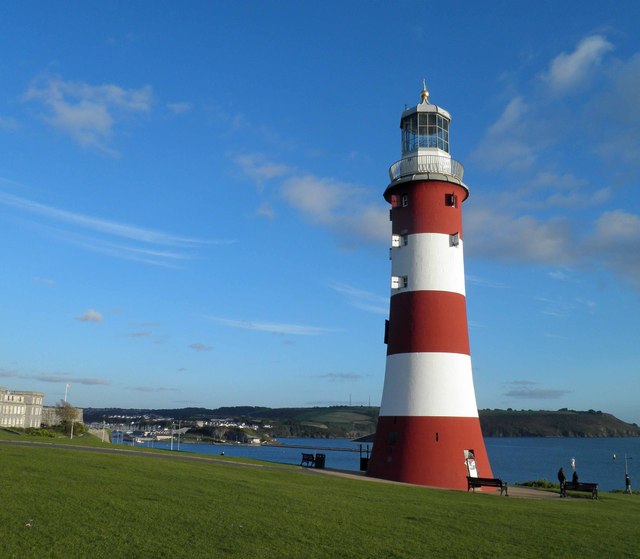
[401,82,451,156]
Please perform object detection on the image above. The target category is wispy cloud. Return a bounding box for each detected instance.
[328,282,388,315]
[167,102,192,114]
[125,331,151,338]
[0,367,110,386]
[189,343,213,352]
[24,76,152,153]
[317,372,364,382]
[233,153,290,185]
[466,276,509,289]
[504,380,571,400]
[0,116,19,130]
[0,191,205,246]
[0,190,228,267]
[75,309,103,323]
[127,385,178,393]
[31,373,109,385]
[208,316,335,336]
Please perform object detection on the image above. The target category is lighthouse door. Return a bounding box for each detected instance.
[464,449,478,478]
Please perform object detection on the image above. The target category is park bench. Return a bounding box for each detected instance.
[300,453,316,467]
[563,481,598,499]
[467,476,508,496]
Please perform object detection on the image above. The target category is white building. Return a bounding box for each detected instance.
[0,387,45,428]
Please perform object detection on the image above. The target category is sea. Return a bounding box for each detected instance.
[114,435,640,492]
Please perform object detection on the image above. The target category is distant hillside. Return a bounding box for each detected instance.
[83,406,640,438]
[479,409,640,437]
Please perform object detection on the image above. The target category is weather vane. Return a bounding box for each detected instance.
[420,78,429,103]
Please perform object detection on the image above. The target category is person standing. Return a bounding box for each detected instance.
[625,474,632,494]
[572,470,579,485]
[558,467,567,497]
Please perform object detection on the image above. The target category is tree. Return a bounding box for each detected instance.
[54,400,81,435]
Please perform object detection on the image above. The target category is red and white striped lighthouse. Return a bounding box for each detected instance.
[367,83,492,489]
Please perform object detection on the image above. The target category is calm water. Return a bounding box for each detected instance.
[119,436,640,492]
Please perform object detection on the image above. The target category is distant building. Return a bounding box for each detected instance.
[0,387,45,428]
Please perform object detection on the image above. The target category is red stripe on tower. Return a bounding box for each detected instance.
[368,82,493,489]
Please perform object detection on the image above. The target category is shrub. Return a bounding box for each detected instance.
[518,479,559,489]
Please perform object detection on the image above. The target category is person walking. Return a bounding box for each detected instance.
[558,467,567,497]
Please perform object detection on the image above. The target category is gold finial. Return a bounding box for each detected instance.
[420,79,429,104]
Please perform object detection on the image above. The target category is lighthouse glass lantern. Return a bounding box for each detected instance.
[367,83,493,490]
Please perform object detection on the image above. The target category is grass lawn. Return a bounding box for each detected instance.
[0,435,638,558]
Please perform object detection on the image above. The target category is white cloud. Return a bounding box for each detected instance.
[586,210,640,288]
[24,76,152,152]
[471,97,536,171]
[465,205,575,265]
[75,309,103,323]
[280,174,388,245]
[543,35,614,94]
[234,154,389,246]
[208,316,335,336]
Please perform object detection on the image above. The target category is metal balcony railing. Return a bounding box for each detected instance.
[388,154,464,183]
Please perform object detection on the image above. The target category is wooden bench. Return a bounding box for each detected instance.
[300,453,316,467]
[467,476,508,496]
[563,481,598,499]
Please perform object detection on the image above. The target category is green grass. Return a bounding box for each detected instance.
[0,439,638,559]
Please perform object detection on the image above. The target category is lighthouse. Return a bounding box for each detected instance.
[367,83,492,489]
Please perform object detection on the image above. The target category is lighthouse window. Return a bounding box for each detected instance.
[445,193,457,207]
[401,112,450,154]
[391,234,409,249]
[401,194,409,207]
[450,232,460,247]
[391,276,408,289]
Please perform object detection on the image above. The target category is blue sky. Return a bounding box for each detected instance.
[1,2,639,422]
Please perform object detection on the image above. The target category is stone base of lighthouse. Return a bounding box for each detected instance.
[367,415,493,489]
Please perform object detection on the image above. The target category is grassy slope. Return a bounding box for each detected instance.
[1,436,638,558]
